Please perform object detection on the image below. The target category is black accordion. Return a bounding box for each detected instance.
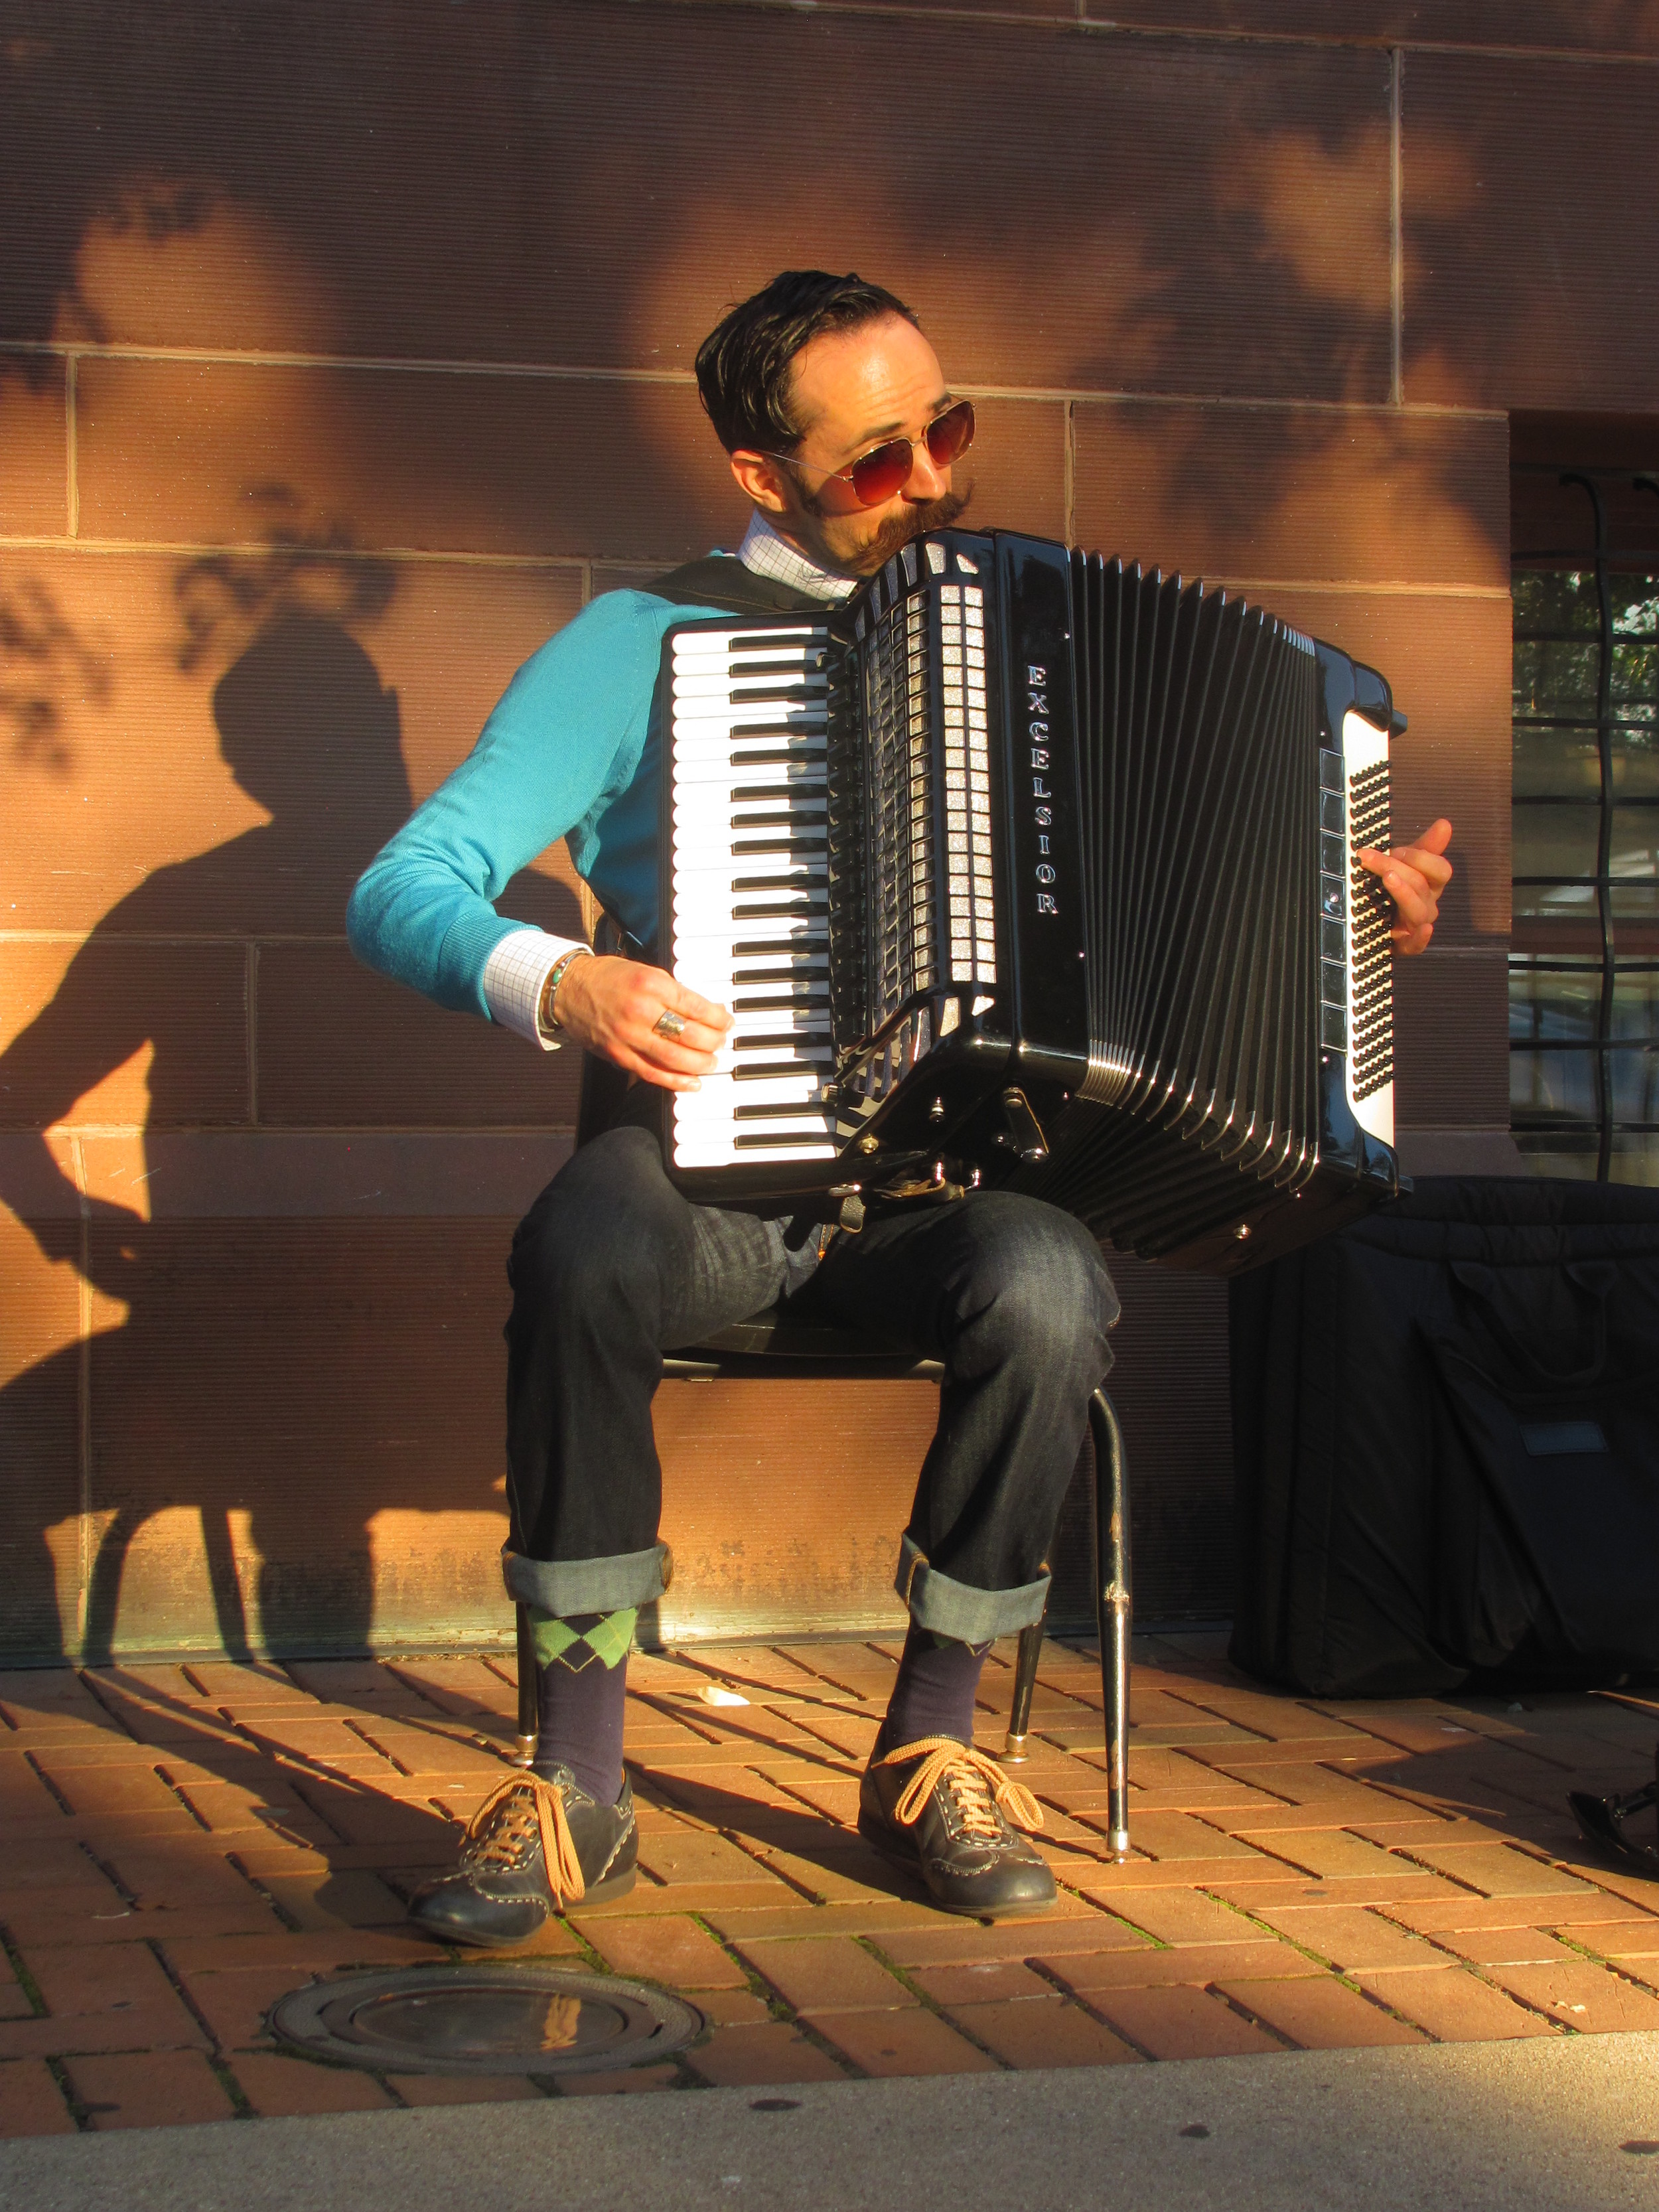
[656,529,1402,1274]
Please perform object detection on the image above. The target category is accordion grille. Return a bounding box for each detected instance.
[864,591,938,1034]
[1348,760,1394,1101]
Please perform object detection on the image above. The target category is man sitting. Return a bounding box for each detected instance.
[347,269,1451,1944]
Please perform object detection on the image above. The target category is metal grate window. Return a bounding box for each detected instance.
[1510,463,1659,1183]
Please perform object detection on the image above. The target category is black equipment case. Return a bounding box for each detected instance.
[1229,1177,1659,1696]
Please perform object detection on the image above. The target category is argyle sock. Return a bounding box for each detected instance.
[528,1607,634,1807]
[883,1620,991,1750]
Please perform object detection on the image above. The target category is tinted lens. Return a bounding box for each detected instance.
[924,399,975,467]
[847,438,915,507]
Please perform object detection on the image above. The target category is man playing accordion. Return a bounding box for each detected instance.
[349,269,1452,1942]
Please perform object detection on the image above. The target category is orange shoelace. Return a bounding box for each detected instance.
[877,1736,1045,1843]
[461,1774,587,1906]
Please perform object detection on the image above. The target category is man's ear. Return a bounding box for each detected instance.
[729,449,792,516]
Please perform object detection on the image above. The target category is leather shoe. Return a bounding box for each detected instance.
[409,1764,636,1948]
[858,1731,1056,1919]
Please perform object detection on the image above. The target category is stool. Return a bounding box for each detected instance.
[512,1308,1133,1858]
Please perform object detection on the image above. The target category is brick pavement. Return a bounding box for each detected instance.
[0,1632,1655,2133]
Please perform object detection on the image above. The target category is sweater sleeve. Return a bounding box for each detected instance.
[346,592,664,1017]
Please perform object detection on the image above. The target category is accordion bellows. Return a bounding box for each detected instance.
[655,529,1402,1274]
[1023,554,1397,1262]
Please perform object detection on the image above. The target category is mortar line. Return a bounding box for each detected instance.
[0,544,1515,597]
[64,352,80,538]
[247,941,259,1128]
[0,337,1508,418]
[70,1133,93,1657]
[1390,46,1405,406]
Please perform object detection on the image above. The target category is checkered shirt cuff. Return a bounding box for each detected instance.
[482,927,590,1050]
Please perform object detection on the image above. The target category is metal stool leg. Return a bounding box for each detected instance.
[1003,1610,1046,1763]
[1091,1387,1131,1859]
[512,1601,538,1767]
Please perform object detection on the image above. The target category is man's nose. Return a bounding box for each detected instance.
[903,435,948,502]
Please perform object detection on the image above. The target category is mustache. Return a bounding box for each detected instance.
[851,484,974,572]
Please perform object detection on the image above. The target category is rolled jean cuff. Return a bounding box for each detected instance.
[894,1536,1050,1643]
[501,1540,672,1616]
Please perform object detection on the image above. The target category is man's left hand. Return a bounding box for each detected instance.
[1356,818,1453,956]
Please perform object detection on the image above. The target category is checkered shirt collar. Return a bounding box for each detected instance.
[735,509,859,603]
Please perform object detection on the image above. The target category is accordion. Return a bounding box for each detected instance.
[656,529,1402,1274]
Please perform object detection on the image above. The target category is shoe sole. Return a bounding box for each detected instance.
[857,1810,1057,1921]
[413,1864,638,1950]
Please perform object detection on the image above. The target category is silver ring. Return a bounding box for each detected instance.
[652,1009,687,1041]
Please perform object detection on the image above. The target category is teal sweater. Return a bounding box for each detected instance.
[346,585,733,1017]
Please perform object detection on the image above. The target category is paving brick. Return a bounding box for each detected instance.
[812,2005,999,2077]
[702,1900,954,1944]
[686,1988,772,2027]
[1382,1891,1643,1935]
[738,1937,916,2016]
[157,1929,451,1974]
[23,1938,202,2030]
[1352,1967,1560,2042]
[0,2006,210,2063]
[389,2073,546,2104]
[908,1960,1055,2007]
[255,1869,410,1931]
[231,2050,394,2114]
[684,2023,848,2088]
[1113,1812,1267,1863]
[171,1963,321,2048]
[1200,1874,1468,1912]
[1046,1940,1325,1993]
[942,1996,1140,2071]
[1433,1927,1585,1970]
[873,1912,1152,1970]
[1086,1890,1256,1949]
[1574,1919,1659,1963]
[64,2049,236,2130]
[1228,1830,1414,1881]
[0,2057,75,2138]
[559,2063,685,2097]
[1084,1986,1283,2060]
[1485,1961,1659,2033]
[1218,1974,1427,2050]
[1248,1907,1447,1974]
[578,1914,747,1990]
[1386,1845,1597,1899]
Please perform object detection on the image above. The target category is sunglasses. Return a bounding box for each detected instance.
[764,398,975,509]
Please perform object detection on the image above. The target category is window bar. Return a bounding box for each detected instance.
[1559,473,1617,1180]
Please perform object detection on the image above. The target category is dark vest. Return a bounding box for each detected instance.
[644,552,830,617]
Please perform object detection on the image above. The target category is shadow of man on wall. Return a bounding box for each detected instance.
[0,609,425,1666]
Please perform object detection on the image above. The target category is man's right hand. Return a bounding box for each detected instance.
[550,954,732,1091]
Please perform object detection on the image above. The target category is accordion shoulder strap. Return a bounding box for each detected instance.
[641,553,828,616]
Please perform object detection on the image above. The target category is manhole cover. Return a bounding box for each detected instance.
[271,1965,704,2079]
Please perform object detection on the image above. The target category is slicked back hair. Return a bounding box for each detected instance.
[695,269,921,456]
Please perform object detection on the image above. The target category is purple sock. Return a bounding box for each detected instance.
[528,1609,630,1806]
[883,1621,989,1749]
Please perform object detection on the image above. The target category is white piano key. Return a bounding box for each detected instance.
[682,1066,829,1102]
[672,752,826,782]
[674,918,828,951]
[674,1140,839,1166]
[672,676,828,705]
[672,630,826,660]
[674,650,828,670]
[676,1107,828,1142]
[673,701,828,730]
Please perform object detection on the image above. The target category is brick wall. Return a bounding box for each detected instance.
[3,0,1654,1661]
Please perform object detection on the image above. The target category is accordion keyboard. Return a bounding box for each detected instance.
[665,623,842,1171]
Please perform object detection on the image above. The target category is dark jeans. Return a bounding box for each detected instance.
[501,1120,1118,1642]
